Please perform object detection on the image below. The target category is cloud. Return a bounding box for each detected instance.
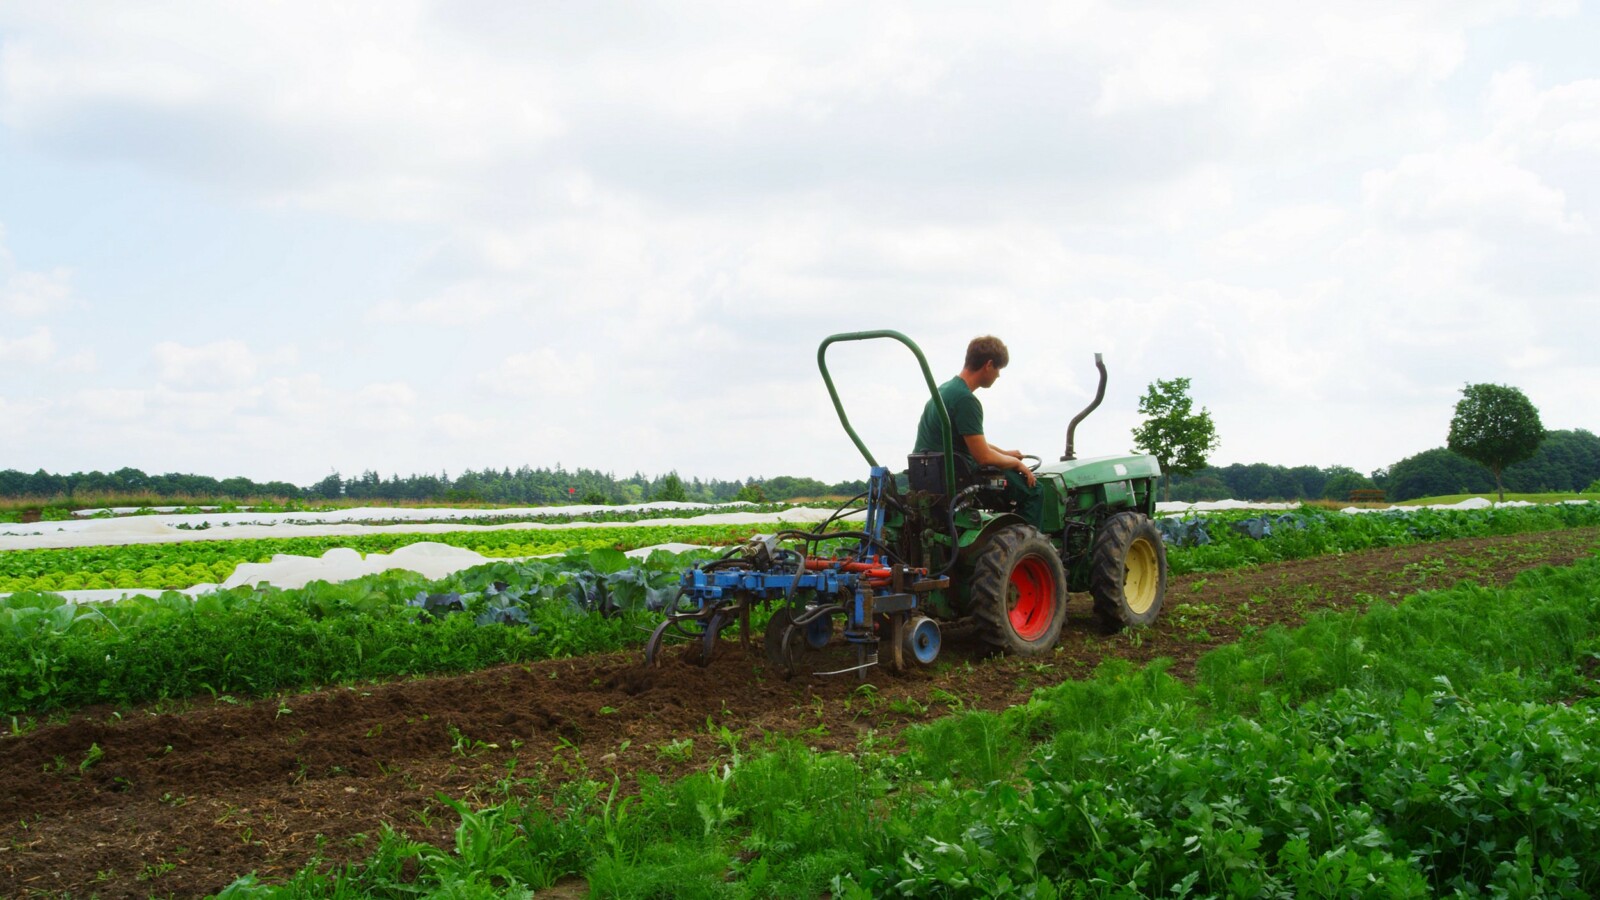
[1363,145,1585,233]
[153,339,260,387]
[71,388,146,421]
[368,281,517,326]
[1487,67,1600,158]
[0,326,54,364]
[0,224,77,317]
[476,348,597,399]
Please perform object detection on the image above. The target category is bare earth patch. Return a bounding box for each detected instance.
[3,527,1596,899]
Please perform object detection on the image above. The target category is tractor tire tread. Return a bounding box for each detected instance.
[969,523,1067,655]
[1090,511,1168,630]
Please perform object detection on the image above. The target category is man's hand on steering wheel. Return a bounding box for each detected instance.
[1016,455,1038,487]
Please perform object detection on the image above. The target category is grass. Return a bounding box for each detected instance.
[1397,491,1594,506]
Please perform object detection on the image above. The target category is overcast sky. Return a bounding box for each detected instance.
[2,2,1596,487]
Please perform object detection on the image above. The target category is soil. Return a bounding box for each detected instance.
[2,527,1597,899]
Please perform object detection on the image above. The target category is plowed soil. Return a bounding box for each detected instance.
[3,527,1597,899]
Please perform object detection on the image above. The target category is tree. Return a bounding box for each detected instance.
[1501,429,1600,493]
[1131,377,1220,502]
[1384,448,1492,501]
[1447,383,1545,502]
[652,472,689,502]
[1320,466,1377,501]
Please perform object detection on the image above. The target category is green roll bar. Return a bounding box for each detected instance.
[816,330,955,496]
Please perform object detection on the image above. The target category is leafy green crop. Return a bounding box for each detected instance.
[6,502,1597,594]
[0,523,809,592]
[1164,501,1600,574]
[220,552,1600,898]
[0,548,706,715]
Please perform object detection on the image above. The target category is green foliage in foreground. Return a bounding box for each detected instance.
[0,550,707,715]
[219,551,1600,898]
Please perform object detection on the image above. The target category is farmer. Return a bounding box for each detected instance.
[913,335,1043,526]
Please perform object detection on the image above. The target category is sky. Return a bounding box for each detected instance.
[1,1,1596,488]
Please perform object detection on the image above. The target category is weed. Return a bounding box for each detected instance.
[137,861,176,881]
[888,695,928,716]
[78,742,103,773]
[448,724,496,757]
[656,737,694,762]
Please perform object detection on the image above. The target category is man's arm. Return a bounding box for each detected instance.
[963,434,1036,487]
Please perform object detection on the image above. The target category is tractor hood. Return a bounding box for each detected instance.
[1038,453,1162,489]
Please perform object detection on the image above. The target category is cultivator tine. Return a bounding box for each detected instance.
[813,651,878,678]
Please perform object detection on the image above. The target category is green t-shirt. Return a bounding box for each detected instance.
[914,377,984,462]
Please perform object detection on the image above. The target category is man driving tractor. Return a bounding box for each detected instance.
[913,335,1044,526]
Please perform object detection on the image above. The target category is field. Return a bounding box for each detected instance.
[2,505,1599,897]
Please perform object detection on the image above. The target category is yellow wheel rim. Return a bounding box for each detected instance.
[1123,536,1159,615]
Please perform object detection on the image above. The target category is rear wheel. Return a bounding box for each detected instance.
[1090,512,1167,629]
[970,524,1067,655]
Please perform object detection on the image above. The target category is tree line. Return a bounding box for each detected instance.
[0,465,868,506]
[1132,376,1594,503]
[1161,429,1600,502]
[6,429,1595,509]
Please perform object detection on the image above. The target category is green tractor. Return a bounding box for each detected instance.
[647,330,1168,675]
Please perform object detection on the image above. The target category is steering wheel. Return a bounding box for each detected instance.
[1021,454,1041,472]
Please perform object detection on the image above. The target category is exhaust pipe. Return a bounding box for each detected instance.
[1061,353,1107,462]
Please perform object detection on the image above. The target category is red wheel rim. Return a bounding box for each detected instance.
[1008,556,1055,641]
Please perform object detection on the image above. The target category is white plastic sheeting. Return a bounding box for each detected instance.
[5,541,717,604]
[0,505,866,551]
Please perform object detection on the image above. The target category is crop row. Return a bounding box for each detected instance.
[0,548,700,715]
[219,550,1600,897]
[5,503,1599,718]
[4,501,1599,594]
[1164,501,1600,574]
[0,523,795,592]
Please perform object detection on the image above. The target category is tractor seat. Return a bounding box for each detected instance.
[906,451,1007,497]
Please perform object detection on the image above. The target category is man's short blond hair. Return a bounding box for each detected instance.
[964,336,1009,371]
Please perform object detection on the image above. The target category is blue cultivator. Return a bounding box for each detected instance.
[643,466,948,678]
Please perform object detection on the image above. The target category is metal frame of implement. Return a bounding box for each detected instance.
[643,466,949,678]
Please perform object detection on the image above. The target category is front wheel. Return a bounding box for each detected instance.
[1090,512,1167,629]
[969,524,1067,655]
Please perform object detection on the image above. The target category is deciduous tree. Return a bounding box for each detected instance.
[1447,383,1545,502]
[1131,377,1220,502]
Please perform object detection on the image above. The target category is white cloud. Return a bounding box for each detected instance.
[477,349,597,399]
[0,326,54,364]
[1363,145,1585,233]
[1,267,74,316]
[71,388,147,421]
[1487,67,1600,157]
[368,282,516,326]
[0,224,77,317]
[153,339,260,387]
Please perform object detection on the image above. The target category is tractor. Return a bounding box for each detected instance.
[644,330,1168,676]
